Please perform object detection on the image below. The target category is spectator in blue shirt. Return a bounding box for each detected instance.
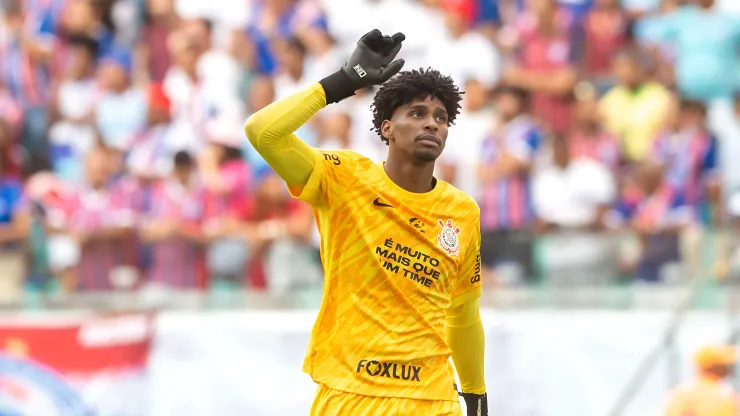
[245,0,329,75]
[637,0,740,101]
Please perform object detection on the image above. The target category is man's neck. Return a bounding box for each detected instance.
[624,82,645,93]
[384,153,436,194]
[90,183,106,192]
[109,85,128,95]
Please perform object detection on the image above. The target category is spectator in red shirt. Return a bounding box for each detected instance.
[582,0,632,92]
[201,124,252,286]
[54,146,138,292]
[230,168,319,294]
[137,0,179,83]
[499,0,580,134]
[140,151,206,289]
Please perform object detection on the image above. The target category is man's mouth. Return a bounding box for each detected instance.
[415,134,441,147]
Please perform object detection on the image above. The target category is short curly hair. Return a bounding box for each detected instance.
[371,68,464,145]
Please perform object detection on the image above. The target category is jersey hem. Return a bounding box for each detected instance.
[308,376,462,403]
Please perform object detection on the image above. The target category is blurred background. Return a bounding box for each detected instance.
[0,0,739,415]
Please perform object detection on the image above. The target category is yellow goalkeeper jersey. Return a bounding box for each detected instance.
[289,149,482,402]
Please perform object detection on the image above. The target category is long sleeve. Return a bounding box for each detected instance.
[446,298,486,395]
[243,83,327,186]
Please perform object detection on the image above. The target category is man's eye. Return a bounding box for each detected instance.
[436,116,447,123]
[411,111,423,117]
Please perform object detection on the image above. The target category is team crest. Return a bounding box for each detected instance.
[437,219,461,256]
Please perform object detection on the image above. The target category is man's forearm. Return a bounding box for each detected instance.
[511,68,577,96]
[244,83,327,187]
[446,299,487,395]
[0,225,25,243]
[85,227,133,244]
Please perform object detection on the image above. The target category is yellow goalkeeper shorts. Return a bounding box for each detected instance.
[309,383,463,416]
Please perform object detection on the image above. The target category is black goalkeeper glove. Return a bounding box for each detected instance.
[461,392,488,416]
[319,29,405,104]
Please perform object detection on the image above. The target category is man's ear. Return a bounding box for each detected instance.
[381,120,393,141]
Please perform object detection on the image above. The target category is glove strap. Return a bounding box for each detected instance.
[319,69,357,104]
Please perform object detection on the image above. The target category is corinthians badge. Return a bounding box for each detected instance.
[437,219,461,256]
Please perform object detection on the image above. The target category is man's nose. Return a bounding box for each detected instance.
[423,117,438,131]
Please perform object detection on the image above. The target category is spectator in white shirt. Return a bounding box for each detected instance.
[273,36,314,101]
[709,93,740,199]
[95,47,148,152]
[533,134,619,285]
[424,0,502,91]
[437,78,496,199]
[162,30,208,154]
[322,0,444,69]
[345,87,388,163]
[48,34,99,182]
[317,112,352,150]
[184,18,244,106]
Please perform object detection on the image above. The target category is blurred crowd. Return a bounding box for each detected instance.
[0,0,738,301]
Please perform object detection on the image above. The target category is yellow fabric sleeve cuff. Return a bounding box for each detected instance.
[446,298,486,395]
[244,83,326,186]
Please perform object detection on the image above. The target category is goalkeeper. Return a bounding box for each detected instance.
[245,29,487,416]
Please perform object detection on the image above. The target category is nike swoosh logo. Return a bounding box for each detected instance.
[373,197,393,208]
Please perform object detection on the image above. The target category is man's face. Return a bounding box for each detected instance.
[97,62,127,91]
[257,174,287,206]
[62,0,96,33]
[248,77,275,112]
[147,0,174,16]
[635,162,663,194]
[529,0,557,21]
[595,0,619,8]
[612,56,641,87]
[382,96,449,163]
[494,92,523,121]
[69,47,93,80]
[184,20,210,50]
[85,149,111,188]
[574,96,600,126]
[464,79,488,112]
[679,106,706,130]
[274,40,303,74]
[173,165,192,184]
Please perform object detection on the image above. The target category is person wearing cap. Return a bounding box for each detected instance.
[126,83,176,182]
[664,345,738,416]
[95,47,147,152]
[48,34,99,183]
[425,0,500,97]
